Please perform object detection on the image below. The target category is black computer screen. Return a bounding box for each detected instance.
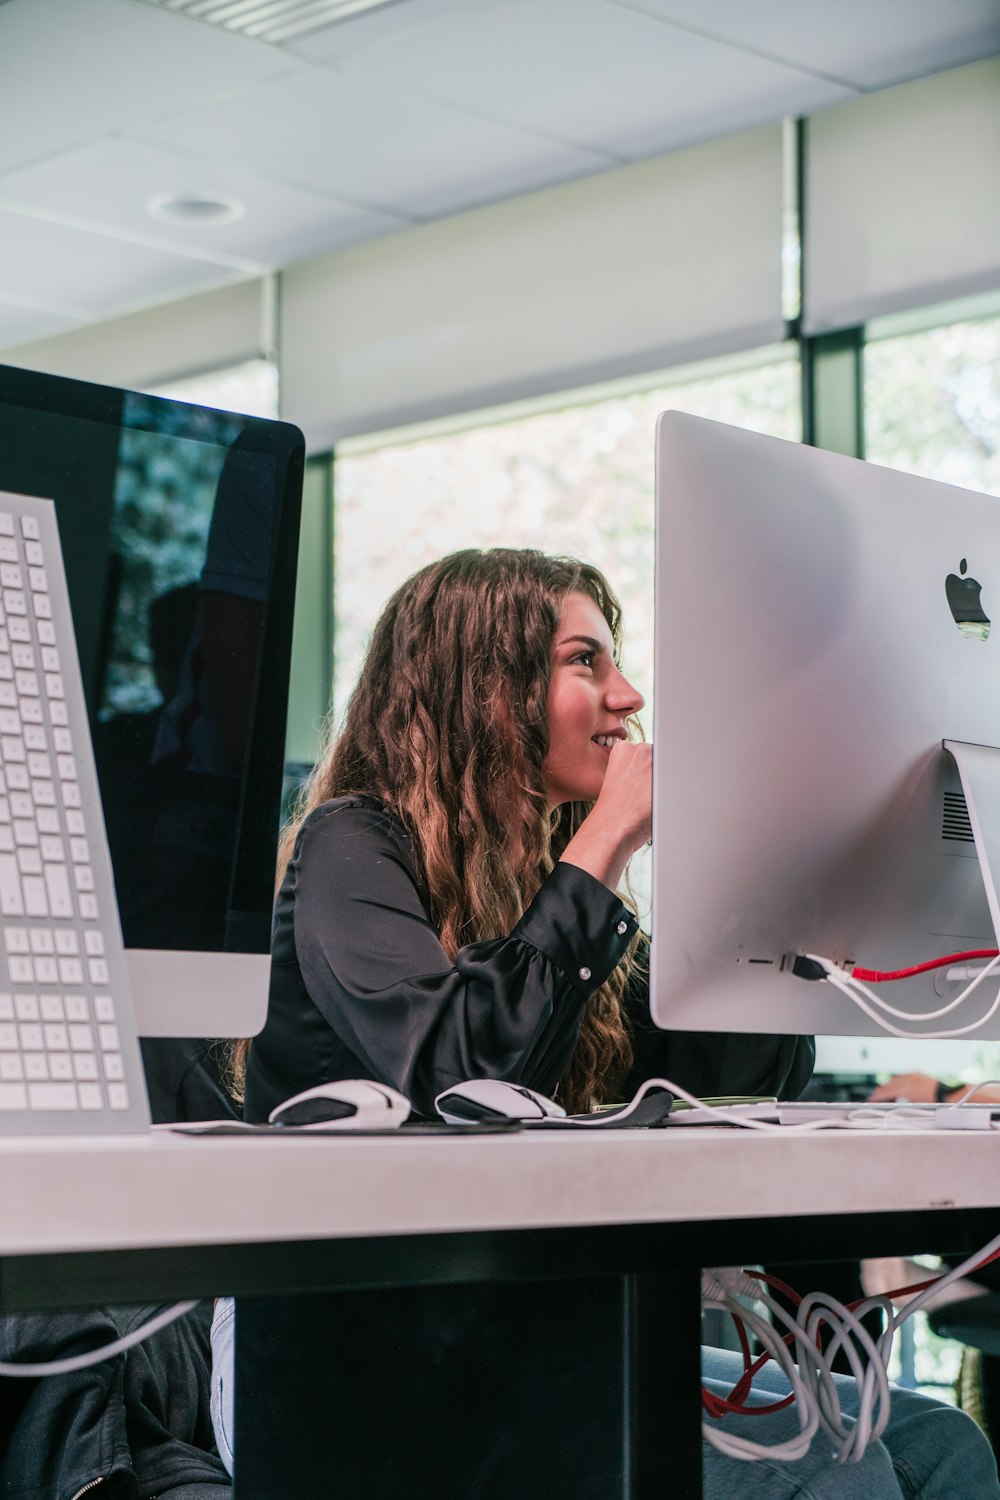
[0,363,304,959]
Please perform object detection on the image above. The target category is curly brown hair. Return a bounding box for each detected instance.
[233,547,642,1113]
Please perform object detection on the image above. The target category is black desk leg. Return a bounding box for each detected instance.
[626,1268,702,1500]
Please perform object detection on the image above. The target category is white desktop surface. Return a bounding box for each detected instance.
[0,1127,997,1260]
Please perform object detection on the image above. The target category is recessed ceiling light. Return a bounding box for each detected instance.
[146,192,246,227]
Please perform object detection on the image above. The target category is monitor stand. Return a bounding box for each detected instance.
[943,739,1000,951]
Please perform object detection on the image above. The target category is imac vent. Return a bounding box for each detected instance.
[942,790,975,843]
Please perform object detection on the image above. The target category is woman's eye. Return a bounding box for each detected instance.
[571,651,594,667]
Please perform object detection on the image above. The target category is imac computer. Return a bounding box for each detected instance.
[0,363,304,1039]
[650,411,1000,1041]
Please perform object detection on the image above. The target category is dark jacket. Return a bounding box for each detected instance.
[246,796,813,1121]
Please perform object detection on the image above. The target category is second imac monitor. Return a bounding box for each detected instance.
[650,411,1000,1039]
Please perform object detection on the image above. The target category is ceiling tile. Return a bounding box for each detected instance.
[0,207,247,318]
[286,0,482,64]
[0,0,304,175]
[0,301,80,354]
[323,0,855,159]
[0,139,409,268]
[139,67,613,218]
[618,0,1000,90]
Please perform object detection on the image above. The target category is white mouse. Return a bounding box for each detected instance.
[434,1078,566,1123]
[268,1079,411,1130]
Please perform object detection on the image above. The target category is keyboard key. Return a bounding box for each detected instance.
[10,793,32,819]
[18,1024,42,1050]
[83,931,104,956]
[37,809,59,834]
[24,1053,48,1080]
[58,957,83,985]
[23,541,42,566]
[23,877,47,917]
[39,993,63,1018]
[43,864,73,918]
[29,1083,77,1110]
[0,565,21,590]
[107,1083,129,1110]
[70,838,88,863]
[62,782,81,808]
[0,1055,23,1080]
[36,619,55,646]
[19,516,39,541]
[79,893,98,920]
[64,995,88,1022]
[57,755,76,781]
[4,592,25,617]
[0,856,24,914]
[7,618,30,644]
[73,865,93,892]
[93,996,114,1022]
[6,766,28,790]
[20,699,42,725]
[34,957,58,983]
[28,568,47,593]
[68,1024,93,1052]
[24,725,47,750]
[14,994,38,1020]
[27,753,50,778]
[8,957,32,983]
[0,1024,16,1050]
[0,1083,28,1110]
[78,1082,103,1110]
[32,780,55,806]
[55,930,78,955]
[11,644,32,669]
[103,1053,124,1081]
[65,809,84,835]
[49,1053,72,1080]
[40,836,63,861]
[13,820,38,846]
[53,728,72,754]
[2,737,25,762]
[49,700,68,726]
[89,959,109,985]
[98,1023,119,1052]
[17,848,42,876]
[0,994,11,1019]
[43,1023,68,1051]
[33,595,52,620]
[72,1053,98,1080]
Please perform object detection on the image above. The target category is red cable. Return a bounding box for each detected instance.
[851,948,998,983]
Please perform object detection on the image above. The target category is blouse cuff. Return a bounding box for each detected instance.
[513,860,638,996]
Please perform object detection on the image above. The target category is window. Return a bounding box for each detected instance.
[333,348,801,731]
[865,313,1000,495]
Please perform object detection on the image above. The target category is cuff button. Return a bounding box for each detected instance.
[616,920,628,935]
[579,966,592,982]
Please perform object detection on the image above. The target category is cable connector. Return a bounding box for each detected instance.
[790,954,829,982]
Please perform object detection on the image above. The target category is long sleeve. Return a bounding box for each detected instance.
[244,798,638,1120]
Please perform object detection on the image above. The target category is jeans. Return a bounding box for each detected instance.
[210,1301,998,1497]
[209,1297,235,1477]
[702,1344,1000,1498]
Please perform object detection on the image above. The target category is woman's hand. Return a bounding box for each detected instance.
[559,741,652,892]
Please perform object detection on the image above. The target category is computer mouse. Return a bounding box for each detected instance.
[434,1078,566,1123]
[268,1080,411,1129]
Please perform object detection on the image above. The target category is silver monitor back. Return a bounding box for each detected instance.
[650,411,1000,1037]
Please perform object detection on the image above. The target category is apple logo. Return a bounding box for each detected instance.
[945,559,991,641]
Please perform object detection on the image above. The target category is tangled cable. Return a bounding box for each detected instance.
[701,1227,1000,1463]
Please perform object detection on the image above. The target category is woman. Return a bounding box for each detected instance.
[220,548,997,1498]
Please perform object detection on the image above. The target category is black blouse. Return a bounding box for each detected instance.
[244,796,813,1122]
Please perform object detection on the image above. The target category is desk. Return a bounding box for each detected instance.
[2,1128,1000,1498]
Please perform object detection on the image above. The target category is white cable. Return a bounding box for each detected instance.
[702,1224,1000,1465]
[0,1300,202,1377]
[806,951,1000,1038]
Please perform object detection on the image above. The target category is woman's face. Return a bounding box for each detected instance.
[542,590,644,807]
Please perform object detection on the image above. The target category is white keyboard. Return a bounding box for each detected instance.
[0,491,149,1134]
